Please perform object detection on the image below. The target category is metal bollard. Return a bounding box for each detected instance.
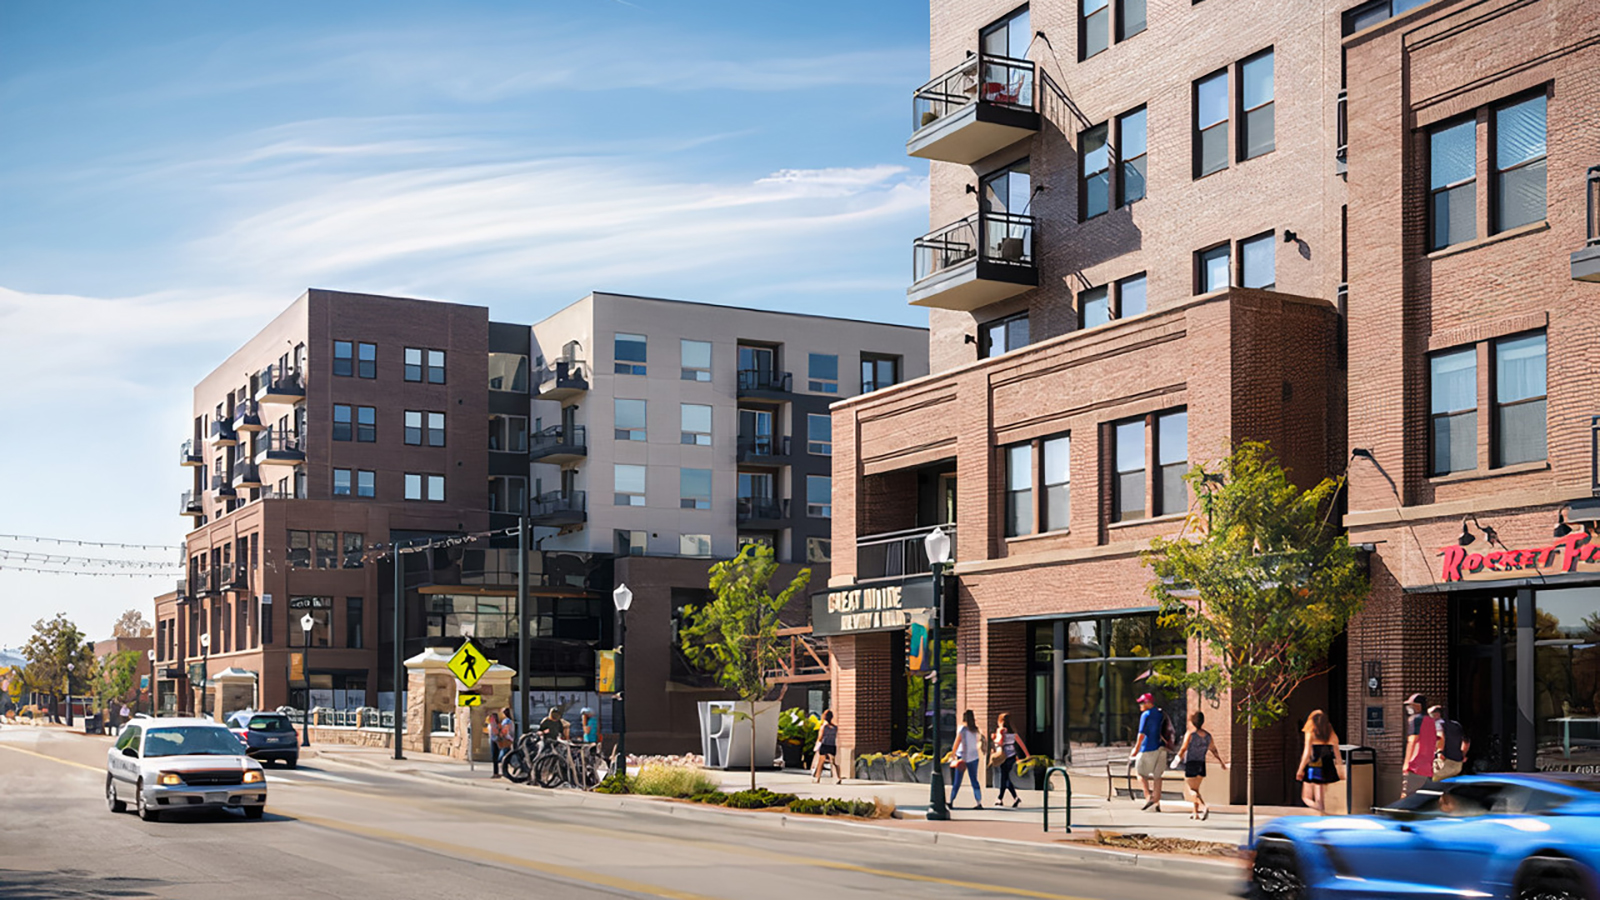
[1043,766,1072,833]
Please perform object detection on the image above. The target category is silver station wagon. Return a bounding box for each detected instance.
[106,717,268,821]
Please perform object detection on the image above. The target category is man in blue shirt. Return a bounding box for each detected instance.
[1128,692,1165,811]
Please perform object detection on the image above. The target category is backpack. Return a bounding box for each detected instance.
[1159,710,1177,751]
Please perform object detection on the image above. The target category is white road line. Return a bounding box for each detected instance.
[267,769,366,785]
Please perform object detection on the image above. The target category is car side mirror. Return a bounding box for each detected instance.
[121,747,139,758]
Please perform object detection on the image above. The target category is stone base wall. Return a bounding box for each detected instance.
[308,726,393,748]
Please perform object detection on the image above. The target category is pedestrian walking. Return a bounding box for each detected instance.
[991,711,1029,808]
[1128,692,1167,811]
[949,709,984,809]
[1401,693,1437,797]
[485,710,505,778]
[580,708,599,744]
[1296,709,1342,814]
[1176,711,1227,820]
[1430,704,1469,779]
[811,710,841,784]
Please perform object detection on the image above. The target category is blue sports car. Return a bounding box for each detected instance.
[1248,773,1600,900]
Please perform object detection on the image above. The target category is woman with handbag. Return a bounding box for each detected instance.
[486,710,505,778]
[949,709,984,810]
[991,711,1029,808]
[1295,709,1341,814]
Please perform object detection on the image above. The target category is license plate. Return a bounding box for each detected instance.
[264,737,282,744]
[207,791,228,803]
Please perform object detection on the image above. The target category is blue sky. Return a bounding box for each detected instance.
[0,0,931,647]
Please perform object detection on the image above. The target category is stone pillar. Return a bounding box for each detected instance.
[210,668,259,721]
[403,646,456,755]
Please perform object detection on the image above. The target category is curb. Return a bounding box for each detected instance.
[313,751,1244,879]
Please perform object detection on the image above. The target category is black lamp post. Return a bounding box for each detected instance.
[64,662,75,728]
[146,649,156,717]
[300,613,314,747]
[199,632,210,720]
[923,526,952,821]
[612,583,632,781]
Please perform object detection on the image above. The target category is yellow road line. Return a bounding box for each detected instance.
[0,741,101,772]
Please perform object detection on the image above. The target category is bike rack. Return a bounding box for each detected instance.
[1043,766,1071,833]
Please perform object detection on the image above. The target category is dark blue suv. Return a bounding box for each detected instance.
[224,711,300,767]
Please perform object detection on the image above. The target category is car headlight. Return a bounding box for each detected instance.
[243,770,265,784]
[157,772,183,786]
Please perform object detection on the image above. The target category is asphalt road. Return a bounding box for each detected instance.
[0,726,1243,900]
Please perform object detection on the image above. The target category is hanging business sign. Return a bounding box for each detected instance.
[810,577,936,637]
[1439,532,1600,583]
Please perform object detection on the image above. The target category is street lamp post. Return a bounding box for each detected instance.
[300,613,314,747]
[146,649,156,717]
[612,584,633,782]
[65,662,75,728]
[199,633,210,720]
[923,526,952,822]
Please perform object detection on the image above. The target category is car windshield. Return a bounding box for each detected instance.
[248,715,293,732]
[143,726,248,758]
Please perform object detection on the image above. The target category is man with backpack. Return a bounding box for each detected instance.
[1128,692,1171,811]
[1430,704,1470,779]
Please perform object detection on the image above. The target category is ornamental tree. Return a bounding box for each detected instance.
[19,614,96,720]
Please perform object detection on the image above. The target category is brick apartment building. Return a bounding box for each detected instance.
[827,0,1598,805]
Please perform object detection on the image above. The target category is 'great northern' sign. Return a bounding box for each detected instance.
[1439,532,1600,583]
[811,577,936,637]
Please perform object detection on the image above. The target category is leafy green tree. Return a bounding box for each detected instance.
[94,650,143,709]
[19,614,96,721]
[112,609,153,638]
[680,544,811,790]
[1142,441,1367,835]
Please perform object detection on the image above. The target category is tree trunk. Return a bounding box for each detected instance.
[1246,701,1256,843]
[749,704,757,792]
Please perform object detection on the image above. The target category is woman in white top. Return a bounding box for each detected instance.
[949,709,984,809]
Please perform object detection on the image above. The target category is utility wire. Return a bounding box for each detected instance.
[0,534,182,551]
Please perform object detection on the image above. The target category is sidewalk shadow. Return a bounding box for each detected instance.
[0,868,167,898]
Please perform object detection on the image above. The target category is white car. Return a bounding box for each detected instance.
[106,716,268,821]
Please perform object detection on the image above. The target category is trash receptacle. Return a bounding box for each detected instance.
[1341,745,1376,815]
[84,713,102,736]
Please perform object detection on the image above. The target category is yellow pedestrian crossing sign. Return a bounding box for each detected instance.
[457,693,483,707]
[448,639,491,688]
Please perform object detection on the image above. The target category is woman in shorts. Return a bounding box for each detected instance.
[1176,711,1227,820]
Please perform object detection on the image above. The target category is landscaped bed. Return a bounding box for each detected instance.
[1091,830,1242,858]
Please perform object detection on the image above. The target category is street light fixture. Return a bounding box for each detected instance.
[300,613,315,747]
[923,525,952,822]
[65,662,76,728]
[612,583,633,782]
[146,649,156,717]
[199,633,210,720]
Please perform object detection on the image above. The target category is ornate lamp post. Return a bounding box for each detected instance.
[612,584,633,780]
[146,649,156,716]
[300,613,315,747]
[198,632,211,720]
[923,526,952,821]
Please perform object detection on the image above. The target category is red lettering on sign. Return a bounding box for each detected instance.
[1485,551,1504,570]
[1464,553,1485,573]
[1440,546,1467,582]
[1439,533,1598,581]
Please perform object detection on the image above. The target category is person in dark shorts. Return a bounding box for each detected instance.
[811,709,841,784]
[1176,711,1227,820]
[1296,709,1343,814]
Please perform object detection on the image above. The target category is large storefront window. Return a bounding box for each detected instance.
[1536,587,1600,769]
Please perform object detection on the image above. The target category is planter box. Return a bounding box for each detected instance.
[781,742,804,770]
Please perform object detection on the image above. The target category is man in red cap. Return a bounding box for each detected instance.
[1128,692,1166,811]
[1401,693,1437,797]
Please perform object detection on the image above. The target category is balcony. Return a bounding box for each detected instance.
[907,54,1038,165]
[736,497,789,529]
[529,490,586,527]
[210,473,236,499]
[231,462,264,489]
[534,359,588,401]
[1572,166,1600,282]
[856,524,958,582]
[736,369,792,400]
[256,364,305,405]
[209,418,237,447]
[232,401,265,432]
[737,435,791,465]
[179,439,202,467]
[255,430,306,466]
[529,425,587,464]
[908,211,1037,311]
[222,564,249,591]
[180,490,204,517]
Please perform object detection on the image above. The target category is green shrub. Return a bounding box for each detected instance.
[788,797,878,817]
[688,791,728,805]
[631,764,721,798]
[594,772,633,794]
[723,788,799,809]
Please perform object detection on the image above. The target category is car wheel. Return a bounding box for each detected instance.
[135,780,159,822]
[106,775,126,814]
[286,757,298,769]
[1516,857,1597,900]
[243,806,265,820]
[1251,838,1307,900]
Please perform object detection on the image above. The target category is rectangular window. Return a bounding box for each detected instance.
[404,347,423,382]
[487,352,528,391]
[1429,347,1478,475]
[680,403,712,446]
[1240,232,1276,289]
[315,531,337,569]
[1114,418,1146,522]
[1116,0,1146,40]
[346,597,363,649]
[357,342,376,379]
[343,533,364,569]
[1239,50,1274,160]
[616,530,647,556]
[615,398,647,442]
[1195,70,1229,177]
[288,530,311,568]
[333,404,352,442]
[356,406,376,442]
[680,534,712,558]
[681,339,712,382]
[1493,94,1547,233]
[806,537,832,564]
[615,333,647,375]
[1430,118,1477,250]
[333,340,353,377]
[615,464,646,506]
[807,413,832,456]
[680,468,712,510]
[404,410,423,445]
[1080,286,1111,329]
[861,354,899,393]
[1117,273,1147,317]
[980,312,1030,358]
[333,468,352,496]
[1081,0,1108,60]
[808,353,838,393]
[427,349,445,384]
[405,473,422,500]
[1155,410,1188,515]
[357,470,374,498]
[427,475,444,502]
[1494,332,1546,467]
[1081,122,1110,220]
[807,475,832,518]
[488,476,526,514]
[1198,244,1231,293]
[1005,443,1033,537]
[1117,107,1147,206]
[1042,435,1071,532]
[427,411,445,447]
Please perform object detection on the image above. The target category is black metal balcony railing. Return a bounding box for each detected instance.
[1588,166,1600,247]
[737,369,792,394]
[911,53,1035,133]
[912,211,1035,283]
[736,497,789,523]
[209,418,237,443]
[179,439,202,466]
[233,400,263,428]
[180,490,203,516]
[737,435,791,462]
[190,568,221,596]
[223,565,249,590]
[856,523,959,581]
[528,424,587,459]
[231,462,263,485]
[255,430,306,462]
[210,473,236,497]
[534,359,588,396]
[532,489,586,518]
[256,364,305,402]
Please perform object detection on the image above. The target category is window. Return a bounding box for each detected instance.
[680,468,712,510]
[1080,286,1111,328]
[1081,123,1109,220]
[426,349,445,384]
[1343,0,1433,35]
[356,406,375,443]
[1117,107,1147,206]
[1117,273,1147,317]
[427,412,444,447]
[1430,347,1478,475]
[487,352,528,391]
[615,399,647,442]
[488,415,527,452]
[1240,232,1276,289]
[1198,244,1231,293]
[806,537,832,564]
[333,341,353,377]
[405,410,423,445]
[356,470,374,498]
[808,353,838,393]
[295,603,331,648]
[806,475,832,518]
[1114,418,1146,521]
[357,342,376,379]
[333,468,352,496]
[1042,435,1071,532]
[615,333,647,375]
[428,475,444,503]
[1239,50,1274,160]
[681,339,712,382]
[1430,118,1477,250]
[405,348,423,382]
[288,530,311,568]
[315,532,337,569]
[1081,0,1109,60]
[1493,94,1547,233]
[982,6,1029,59]
[1155,411,1188,515]
[342,533,364,568]
[680,534,712,558]
[1005,443,1032,537]
[615,464,646,506]
[681,404,712,446]
[405,473,445,501]
[1195,70,1229,177]
[616,530,647,556]
[980,312,1030,358]
[333,404,352,441]
[346,597,363,649]
[1116,0,1145,41]
[861,354,899,393]
[1494,332,1546,467]
[488,476,526,513]
[807,414,832,456]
